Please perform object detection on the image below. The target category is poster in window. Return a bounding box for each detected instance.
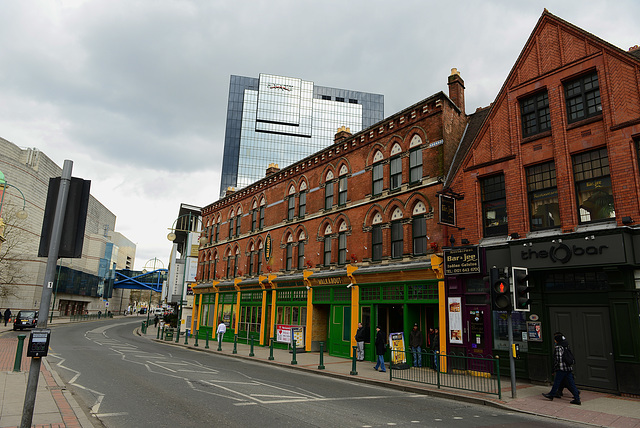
[448,297,463,344]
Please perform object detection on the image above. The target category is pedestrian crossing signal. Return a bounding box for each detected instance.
[512,267,531,312]
[489,267,512,311]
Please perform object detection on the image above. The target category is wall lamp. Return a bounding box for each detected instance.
[510,232,520,240]
[622,216,633,225]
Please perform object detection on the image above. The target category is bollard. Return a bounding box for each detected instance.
[249,336,255,357]
[205,332,210,349]
[184,330,189,345]
[318,342,325,370]
[268,336,274,361]
[175,326,181,343]
[350,346,358,375]
[217,333,222,351]
[141,321,146,334]
[13,335,27,372]
[194,330,199,347]
[157,326,160,339]
[161,326,165,340]
[291,339,297,365]
[232,334,237,354]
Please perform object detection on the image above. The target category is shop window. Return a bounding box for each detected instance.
[572,148,614,223]
[520,91,550,137]
[526,161,560,230]
[564,71,601,123]
[481,174,507,237]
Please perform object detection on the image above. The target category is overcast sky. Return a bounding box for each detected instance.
[1,0,638,270]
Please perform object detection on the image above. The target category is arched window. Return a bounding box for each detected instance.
[298,182,307,218]
[325,171,334,210]
[338,165,348,206]
[287,185,296,221]
[233,248,240,277]
[338,221,348,266]
[215,216,220,242]
[372,150,384,196]
[409,135,423,184]
[285,234,293,271]
[212,251,218,279]
[391,207,404,259]
[390,143,403,191]
[323,224,333,266]
[226,248,232,278]
[259,197,266,229]
[371,212,383,262]
[248,243,255,276]
[235,206,242,237]
[228,209,235,239]
[412,202,427,255]
[257,240,263,274]
[251,200,258,232]
[297,231,306,269]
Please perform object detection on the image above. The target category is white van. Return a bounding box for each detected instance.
[153,308,164,316]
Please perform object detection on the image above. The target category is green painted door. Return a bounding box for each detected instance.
[329,305,351,357]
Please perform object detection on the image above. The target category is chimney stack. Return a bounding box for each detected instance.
[334,126,352,144]
[265,163,280,177]
[225,187,236,197]
[448,68,465,115]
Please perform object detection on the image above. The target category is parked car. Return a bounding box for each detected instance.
[13,310,38,331]
[139,308,147,314]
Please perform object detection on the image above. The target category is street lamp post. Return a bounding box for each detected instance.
[142,257,164,327]
[167,212,207,341]
[0,170,29,252]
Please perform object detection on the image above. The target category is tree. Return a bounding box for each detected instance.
[0,200,29,300]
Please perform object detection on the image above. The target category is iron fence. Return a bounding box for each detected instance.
[390,349,501,399]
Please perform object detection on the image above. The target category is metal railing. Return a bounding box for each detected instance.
[390,349,501,399]
[69,313,114,322]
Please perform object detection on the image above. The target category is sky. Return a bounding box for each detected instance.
[0,0,638,270]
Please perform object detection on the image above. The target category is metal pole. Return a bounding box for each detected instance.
[318,342,325,370]
[350,345,358,375]
[21,160,73,428]
[50,262,62,323]
[13,335,26,372]
[507,311,517,398]
[291,339,297,365]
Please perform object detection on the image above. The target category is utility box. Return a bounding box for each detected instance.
[27,329,51,358]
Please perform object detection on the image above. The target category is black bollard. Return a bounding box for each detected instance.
[350,345,358,375]
[194,330,199,347]
[318,342,325,370]
[232,334,237,354]
[291,339,297,365]
[184,329,189,345]
[249,336,255,357]
[161,326,165,340]
[205,332,210,349]
[268,336,274,361]
[175,326,181,343]
[156,326,160,339]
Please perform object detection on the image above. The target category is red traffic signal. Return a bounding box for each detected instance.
[489,267,512,311]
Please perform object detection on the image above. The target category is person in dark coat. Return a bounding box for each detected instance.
[409,323,423,367]
[355,322,366,361]
[3,308,11,326]
[154,315,159,328]
[431,328,439,371]
[373,326,386,372]
[542,333,581,405]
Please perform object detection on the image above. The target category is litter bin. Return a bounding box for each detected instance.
[165,328,174,341]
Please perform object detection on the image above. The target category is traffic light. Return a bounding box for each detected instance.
[512,267,531,311]
[490,267,512,311]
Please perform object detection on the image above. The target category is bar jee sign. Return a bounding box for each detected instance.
[443,246,480,276]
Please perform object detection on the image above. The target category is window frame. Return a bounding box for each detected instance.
[412,215,427,256]
[338,232,347,266]
[409,148,422,184]
[372,163,383,196]
[371,224,382,262]
[287,196,295,221]
[572,147,614,224]
[520,90,550,138]
[298,191,306,218]
[325,181,334,210]
[338,176,347,206]
[480,174,508,237]
[391,220,403,259]
[526,161,560,231]
[390,156,402,191]
[323,237,332,266]
[297,241,305,269]
[286,243,293,271]
[564,71,602,124]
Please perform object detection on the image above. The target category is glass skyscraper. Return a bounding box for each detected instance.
[219,74,384,197]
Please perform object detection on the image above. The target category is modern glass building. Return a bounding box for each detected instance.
[219,73,384,197]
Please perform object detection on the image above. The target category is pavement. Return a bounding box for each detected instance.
[1,317,639,428]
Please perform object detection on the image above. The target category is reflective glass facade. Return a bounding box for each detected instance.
[220,74,384,197]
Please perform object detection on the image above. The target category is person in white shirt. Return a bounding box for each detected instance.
[216,321,227,347]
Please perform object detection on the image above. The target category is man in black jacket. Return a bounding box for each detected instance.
[409,323,423,367]
[373,326,386,372]
[542,333,581,405]
[355,322,366,361]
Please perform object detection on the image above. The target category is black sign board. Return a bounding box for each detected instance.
[439,195,456,227]
[444,246,481,276]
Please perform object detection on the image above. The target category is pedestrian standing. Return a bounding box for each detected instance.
[542,333,581,405]
[409,323,423,367]
[216,320,227,347]
[373,326,387,372]
[4,308,12,326]
[355,322,366,361]
[154,315,159,328]
[431,328,439,371]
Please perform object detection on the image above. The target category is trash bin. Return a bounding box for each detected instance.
[165,328,174,341]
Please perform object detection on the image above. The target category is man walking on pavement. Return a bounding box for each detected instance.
[542,332,581,405]
[373,326,386,372]
[409,323,422,367]
[216,319,227,348]
[3,308,11,327]
[355,322,366,361]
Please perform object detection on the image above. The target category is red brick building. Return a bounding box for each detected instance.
[444,11,640,395]
[193,71,468,361]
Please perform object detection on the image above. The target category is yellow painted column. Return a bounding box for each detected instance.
[431,254,446,373]
[195,295,203,334]
[234,278,241,331]
[213,292,220,341]
[347,264,359,358]
[267,274,278,342]
[258,277,267,346]
[303,270,314,351]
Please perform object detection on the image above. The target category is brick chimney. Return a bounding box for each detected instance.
[448,68,465,115]
[225,187,236,197]
[265,163,280,177]
[334,126,352,144]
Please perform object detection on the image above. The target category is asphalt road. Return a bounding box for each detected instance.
[31,318,582,428]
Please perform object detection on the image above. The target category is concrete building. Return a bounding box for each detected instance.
[0,138,136,316]
[444,11,640,396]
[194,71,467,360]
[219,73,384,197]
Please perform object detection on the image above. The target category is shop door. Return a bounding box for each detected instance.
[329,305,351,358]
[550,306,617,391]
[464,307,490,356]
